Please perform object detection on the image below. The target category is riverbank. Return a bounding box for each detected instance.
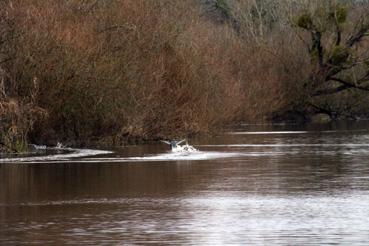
[1,1,369,153]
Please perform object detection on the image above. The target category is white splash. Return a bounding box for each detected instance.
[171,143,198,153]
[161,139,199,153]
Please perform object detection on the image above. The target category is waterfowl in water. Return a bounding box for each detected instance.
[161,139,198,153]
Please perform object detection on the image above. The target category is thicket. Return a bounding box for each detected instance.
[0,0,368,151]
[210,0,369,120]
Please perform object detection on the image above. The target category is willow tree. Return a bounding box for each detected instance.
[295,3,369,117]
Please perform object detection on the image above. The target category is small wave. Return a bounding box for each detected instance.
[0,148,112,163]
[0,150,285,164]
[46,151,248,163]
[0,148,244,163]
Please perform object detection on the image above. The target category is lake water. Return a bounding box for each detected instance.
[1,121,369,245]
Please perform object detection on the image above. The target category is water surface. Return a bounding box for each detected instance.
[1,121,369,245]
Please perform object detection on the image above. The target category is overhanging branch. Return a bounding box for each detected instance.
[313,84,350,96]
[313,76,369,96]
[346,22,369,47]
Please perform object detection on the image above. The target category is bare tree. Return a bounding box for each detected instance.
[294,3,369,97]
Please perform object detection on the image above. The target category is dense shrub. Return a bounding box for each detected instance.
[0,0,368,150]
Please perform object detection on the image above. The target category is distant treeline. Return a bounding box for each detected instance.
[1,0,369,151]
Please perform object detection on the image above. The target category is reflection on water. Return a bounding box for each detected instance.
[1,121,369,245]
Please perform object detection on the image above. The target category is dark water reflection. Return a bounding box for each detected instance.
[1,121,369,245]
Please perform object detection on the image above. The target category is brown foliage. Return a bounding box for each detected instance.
[0,72,47,152]
[1,0,250,146]
[4,0,367,148]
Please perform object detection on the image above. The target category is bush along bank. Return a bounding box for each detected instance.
[1,0,369,152]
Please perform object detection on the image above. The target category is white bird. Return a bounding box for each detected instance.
[161,139,198,153]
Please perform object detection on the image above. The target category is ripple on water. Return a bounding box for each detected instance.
[2,126,369,245]
[2,193,369,245]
